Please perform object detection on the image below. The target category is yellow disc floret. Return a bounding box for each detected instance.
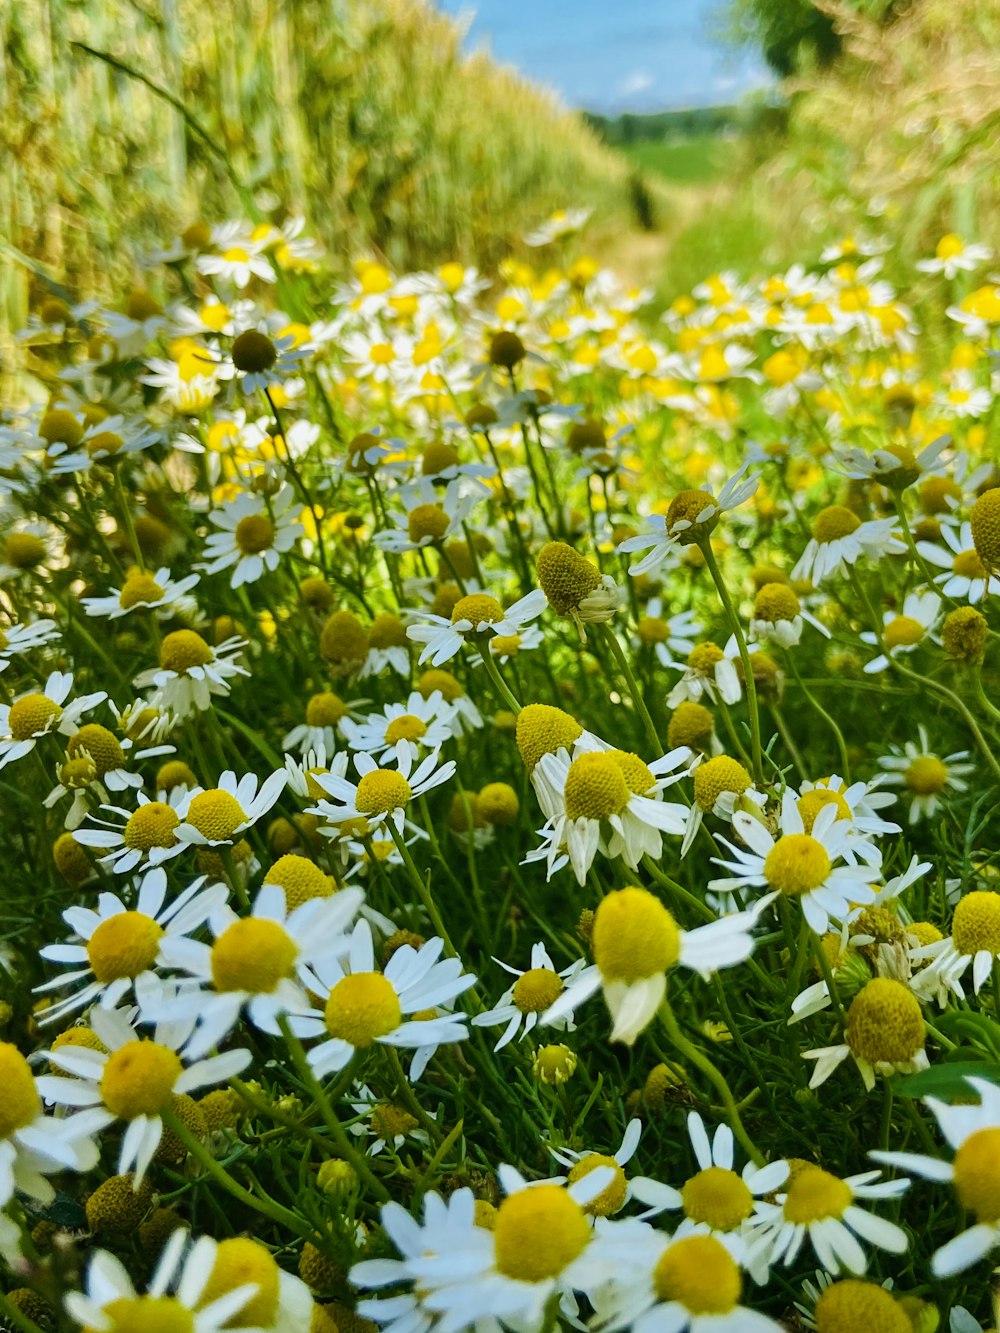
[88,913,164,983]
[607,750,655,795]
[264,855,334,910]
[67,724,125,776]
[754,583,800,622]
[563,752,630,821]
[904,755,948,795]
[324,973,402,1047]
[184,789,247,841]
[764,834,831,896]
[512,968,563,1014]
[666,491,718,545]
[814,1279,910,1333]
[198,1237,280,1327]
[124,802,180,852]
[667,701,714,752]
[812,506,861,544]
[681,1166,754,1231]
[970,487,1000,569]
[234,514,275,555]
[101,1295,195,1333]
[536,542,602,614]
[797,786,851,833]
[951,890,1000,957]
[160,630,214,673]
[686,642,724,674]
[384,715,428,745]
[652,1234,741,1314]
[452,593,504,627]
[354,769,412,816]
[782,1165,851,1222]
[515,703,583,771]
[8,693,62,742]
[693,756,751,812]
[211,918,298,994]
[567,1153,627,1216]
[592,887,680,981]
[883,616,925,650]
[408,504,449,545]
[952,1126,1000,1221]
[845,979,925,1064]
[119,570,165,610]
[101,1041,182,1119]
[493,1185,590,1282]
[306,692,347,727]
[0,1043,41,1138]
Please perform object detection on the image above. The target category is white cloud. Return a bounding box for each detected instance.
[618,69,655,98]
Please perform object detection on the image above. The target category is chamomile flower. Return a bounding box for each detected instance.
[349,1082,431,1157]
[529,747,690,884]
[342,690,458,764]
[375,478,482,555]
[916,520,1000,601]
[0,617,59,670]
[749,582,831,648]
[175,769,287,847]
[632,600,701,667]
[152,881,364,1058]
[795,775,900,841]
[871,1075,1000,1275]
[681,754,766,857]
[81,566,201,620]
[801,977,928,1091]
[407,590,547,667]
[617,462,760,574]
[227,327,308,393]
[709,789,880,935]
[472,942,587,1050]
[916,234,992,278]
[281,689,364,755]
[134,629,248,720]
[73,785,193,874]
[747,1164,909,1276]
[307,748,456,839]
[37,1005,251,1186]
[792,506,902,584]
[546,1119,651,1219]
[544,886,764,1045]
[299,918,475,1077]
[200,483,302,587]
[0,1041,102,1208]
[876,726,974,823]
[0,671,106,769]
[665,637,748,708]
[197,242,275,288]
[35,867,227,1024]
[860,590,941,673]
[909,889,1000,1003]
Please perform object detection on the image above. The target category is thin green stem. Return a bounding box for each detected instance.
[388,821,458,957]
[477,644,522,712]
[701,542,763,784]
[600,623,661,754]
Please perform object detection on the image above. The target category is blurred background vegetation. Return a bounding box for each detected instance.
[4,0,1000,333]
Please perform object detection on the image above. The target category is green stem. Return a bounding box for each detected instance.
[787,653,851,782]
[0,1292,44,1333]
[600,623,661,754]
[700,542,763,785]
[811,930,845,1025]
[387,822,458,957]
[477,644,522,712]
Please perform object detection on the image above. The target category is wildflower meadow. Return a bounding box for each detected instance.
[5,31,1000,1332]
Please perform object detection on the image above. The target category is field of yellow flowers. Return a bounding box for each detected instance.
[2,206,1000,1333]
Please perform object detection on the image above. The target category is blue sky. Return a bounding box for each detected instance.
[433,1,771,114]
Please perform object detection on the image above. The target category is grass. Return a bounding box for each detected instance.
[620,134,739,185]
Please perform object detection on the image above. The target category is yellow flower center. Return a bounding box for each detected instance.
[953,1127,1000,1222]
[384,715,428,748]
[681,1166,754,1232]
[904,755,948,795]
[101,1041,183,1119]
[812,505,861,544]
[118,571,166,609]
[67,724,125,776]
[814,1280,910,1333]
[451,594,504,627]
[4,533,47,569]
[320,612,369,666]
[8,693,62,742]
[0,1043,41,1137]
[324,972,402,1046]
[263,854,333,910]
[408,504,449,544]
[234,514,276,555]
[652,1234,741,1314]
[86,430,124,459]
[39,408,83,446]
[797,787,851,833]
[971,487,1000,568]
[953,548,987,579]
[694,756,751,812]
[493,1185,590,1282]
[185,789,247,841]
[636,616,669,646]
[100,1296,195,1333]
[371,1102,419,1140]
[845,978,925,1064]
[667,490,717,544]
[369,613,408,649]
[952,890,1000,957]
[354,769,412,816]
[667,701,714,752]
[512,968,563,1014]
[592,886,680,982]
[754,582,800,622]
[686,642,724,674]
[491,633,522,656]
[210,918,298,994]
[563,752,630,821]
[567,1153,627,1215]
[920,476,962,514]
[306,691,347,727]
[536,542,602,614]
[87,912,164,983]
[783,1165,851,1222]
[883,615,925,649]
[123,802,180,851]
[160,630,214,673]
[608,750,656,795]
[421,441,460,475]
[763,834,831,896]
[198,1237,280,1327]
[515,703,583,771]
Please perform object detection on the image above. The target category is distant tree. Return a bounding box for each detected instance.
[729,0,905,78]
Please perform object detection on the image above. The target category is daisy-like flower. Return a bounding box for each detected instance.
[37,1005,251,1186]
[0,617,59,671]
[342,690,458,765]
[197,241,275,288]
[529,747,690,884]
[35,867,227,1025]
[227,327,308,393]
[828,436,949,489]
[860,590,941,674]
[801,977,928,1091]
[909,888,1000,1004]
[47,414,161,475]
[374,477,482,555]
[407,589,547,668]
[472,942,588,1050]
[0,671,106,769]
[665,637,748,708]
[134,629,249,720]
[917,520,1000,601]
[200,483,302,588]
[65,1231,286,1333]
[795,774,900,841]
[709,789,880,935]
[617,462,760,575]
[524,207,592,246]
[73,785,193,874]
[307,748,455,840]
[300,918,475,1077]
[746,1163,909,1277]
[872,1075,1000,1276]
[632,600,701,667]
[916,233,992,279]
[81,565,201,620]
[42,718,171,830]
[791,505,902,585]
[548,1119,669,1221]
[349,1082,431,1157]
[544,885,764,1045]
[681,754,766,857]
[0,1040,102,1208]
[152,881,364,1058]
[282,689,366,756]
[175,768,287,847]
[876,725,974,823]
[749,582,831,648]
[591,1220,782,1333]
